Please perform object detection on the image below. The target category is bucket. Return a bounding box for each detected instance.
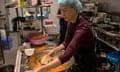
[107,52,120,71]
[2,37,13,49]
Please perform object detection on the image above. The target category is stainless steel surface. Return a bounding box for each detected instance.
[94,27,120,51]
[14,41,74,72]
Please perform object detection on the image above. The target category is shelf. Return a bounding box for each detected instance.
[5,3,16,8]
[93,27,120,52]
[95,34,120,52]
[5,3,51,8]
[95,27,120,38]
[5,1,52,45]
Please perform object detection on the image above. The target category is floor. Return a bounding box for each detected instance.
[2,0,59,67]
[3,32,19,65]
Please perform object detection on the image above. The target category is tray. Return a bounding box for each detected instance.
[28,52,74,72]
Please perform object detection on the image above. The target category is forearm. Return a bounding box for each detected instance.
[51,44,65,53]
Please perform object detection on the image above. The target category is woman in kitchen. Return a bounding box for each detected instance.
[26,0,97,72]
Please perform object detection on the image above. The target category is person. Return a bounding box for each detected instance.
[26,0,97,72]
[57,9,67,45]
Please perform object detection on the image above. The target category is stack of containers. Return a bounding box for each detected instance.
[44,19,59,34]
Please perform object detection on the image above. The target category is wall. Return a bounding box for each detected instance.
[98,0,120,13]
[0,0,16,31]
[0,0,6,14]
[0,0,14,14]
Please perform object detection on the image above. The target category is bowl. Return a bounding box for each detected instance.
[29,34,48,45]
[24,48,35,56]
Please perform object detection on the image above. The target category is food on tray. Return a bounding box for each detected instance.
[31,34,48,40]
[28,55,69,72]
[39,56,53,65]
[28,52,74,72]
[34,45,51,53]
[28,56,42,69]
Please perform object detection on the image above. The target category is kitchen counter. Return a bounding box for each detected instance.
[14,41,74,72]
[14,41,56,72]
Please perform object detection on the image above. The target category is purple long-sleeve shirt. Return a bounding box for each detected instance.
[59,17,94,64]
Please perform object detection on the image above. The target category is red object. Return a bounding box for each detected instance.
[45,19,53,25]
[45,1,53,4]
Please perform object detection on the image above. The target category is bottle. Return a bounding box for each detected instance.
[20,0,27,7]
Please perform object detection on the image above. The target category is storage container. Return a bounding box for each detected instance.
[44,24,59,34]
[107,52,120,71]
[2,37,12,49]
[0,29,6,38]
[29,33,48,45]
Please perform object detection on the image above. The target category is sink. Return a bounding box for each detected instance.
[0,65,14,72]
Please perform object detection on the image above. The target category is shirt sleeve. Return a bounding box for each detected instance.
[59,27,88,63]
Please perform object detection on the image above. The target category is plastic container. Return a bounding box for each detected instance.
[24,48,35,56]
[43,13,49,18]
[107,52,120,71]
[29,33,48,45]
[31,0,37,6]
[45,1,53,4]
[44,24,59,34]
[44,19,53,25]
[0,29,6,38]
[2,37,13,49]
[20,0,27,7]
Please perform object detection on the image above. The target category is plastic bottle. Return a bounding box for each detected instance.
[20,0,27,7]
